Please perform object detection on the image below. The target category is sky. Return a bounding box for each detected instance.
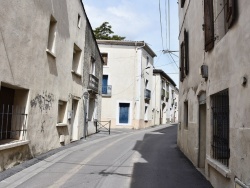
[83,0,180,88]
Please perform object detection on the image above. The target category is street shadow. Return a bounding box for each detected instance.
[98,169,131,178]
[130,126,213,188]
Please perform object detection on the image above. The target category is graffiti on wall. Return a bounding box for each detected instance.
[30,91,55,112]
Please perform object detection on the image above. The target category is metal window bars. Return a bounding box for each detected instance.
[0,105,28,141]
[211,89,230,167]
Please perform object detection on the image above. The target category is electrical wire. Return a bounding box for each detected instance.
[168,0,170,49]
[214,1,228,23]
[165,0,168,49]
[159,0,165,50]
[169,53,179,68]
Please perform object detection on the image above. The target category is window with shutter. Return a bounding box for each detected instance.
[180,42,185,82]
[204,0,214,52]
[181,0,186,8]
[226,0,235,29]
[184,30,189,76]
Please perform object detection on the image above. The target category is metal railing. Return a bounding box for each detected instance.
[95,120,111,135]
[144,89,151,100]
[0,105,28,141]
[211,89,230,167]
[161,89,165,98]
[88,74,99,93]
[102,85,112,96]
[166,91,169,101]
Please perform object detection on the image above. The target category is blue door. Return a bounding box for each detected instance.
[119,103,130,124]
[102,75,108,94]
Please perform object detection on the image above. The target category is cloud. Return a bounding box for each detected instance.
[84,3,152,40]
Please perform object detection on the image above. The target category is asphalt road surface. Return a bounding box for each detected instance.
[0,124,212,188]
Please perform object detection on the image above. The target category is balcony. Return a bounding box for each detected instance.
[88,74,99,94]
[144,89,151,100]
[102,85,112,97]
[166,91,169,101]
[161,89,165,98]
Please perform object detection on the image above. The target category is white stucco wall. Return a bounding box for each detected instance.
[99,42,155,129]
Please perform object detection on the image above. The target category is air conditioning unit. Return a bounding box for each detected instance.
[199,65,208,80]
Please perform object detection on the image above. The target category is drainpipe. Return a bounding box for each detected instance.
[135,41,145,129]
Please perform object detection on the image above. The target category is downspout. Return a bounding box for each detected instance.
[135,42,146,128]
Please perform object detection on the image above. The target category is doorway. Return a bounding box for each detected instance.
[198,92,206,168]
[119,103,130,124]
[71,99,78,141]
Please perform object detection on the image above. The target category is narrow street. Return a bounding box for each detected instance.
[0,125,212,188]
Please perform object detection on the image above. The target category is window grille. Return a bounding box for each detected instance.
[211,89,230,166]
[0,105,27,141]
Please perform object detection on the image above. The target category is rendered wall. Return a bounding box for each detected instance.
[178,0,250,187]
[0,0,101,171]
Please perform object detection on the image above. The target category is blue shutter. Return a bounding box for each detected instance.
[102,75,108,94]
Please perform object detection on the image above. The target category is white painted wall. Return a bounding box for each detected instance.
[99,41,155,129]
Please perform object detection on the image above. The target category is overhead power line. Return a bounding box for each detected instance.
[159,0,164,50]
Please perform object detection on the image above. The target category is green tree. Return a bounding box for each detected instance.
[93,22,125,40]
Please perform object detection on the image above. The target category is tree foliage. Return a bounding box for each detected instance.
[93,22,125,40]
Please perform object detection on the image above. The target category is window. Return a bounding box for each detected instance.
[145,79,148,89]
[57,100,67,124]
[0,85,28,142]
[144,105,148,121]
[204,0,236,51]
[102,75,108,94]
[180,30,189,81]
[101,53,108,66]
[211,89,230,166]
[90,57,96,76]
[47,15,57,56]
[119,103,130,124]
[171,90,175,107]
[146,56,149,66]
[166,84,169,101]
[72,44,82,76]
[181,0,186,8]
[77,14,81,28]
[184,101,188,129]
[214,0,236,42]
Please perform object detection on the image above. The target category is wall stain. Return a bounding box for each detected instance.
[41,120,45,132]
[30,91,55,112]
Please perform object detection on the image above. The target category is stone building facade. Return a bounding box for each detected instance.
[178,0,250,187]
[0,0,103,171]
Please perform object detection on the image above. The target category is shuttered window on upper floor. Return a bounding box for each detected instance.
[204,0,214,52]
[181,0,186,8]
[225,0,236,29]
[180,30,189,82]
[204,0,236,51]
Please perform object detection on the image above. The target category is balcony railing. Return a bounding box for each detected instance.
[102,85,112,96]
[88,74,99,93]
[161,89,165,98]
[144,89,151,100]
[166,91,169,101]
